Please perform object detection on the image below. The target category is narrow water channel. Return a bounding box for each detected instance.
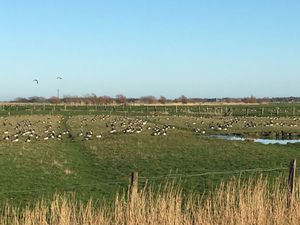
[210,135,300,145]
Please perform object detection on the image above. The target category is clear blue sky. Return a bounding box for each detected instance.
[0,0,299,100]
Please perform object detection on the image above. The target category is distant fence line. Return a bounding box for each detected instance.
[1,103,300,117]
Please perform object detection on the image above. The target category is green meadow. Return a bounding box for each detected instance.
[0,104,300,206]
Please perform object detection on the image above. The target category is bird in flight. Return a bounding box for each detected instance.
[33,79,39,84]
[57,76,63,80]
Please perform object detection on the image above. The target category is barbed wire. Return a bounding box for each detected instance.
[139,167,288,180]
[0,167,291,195]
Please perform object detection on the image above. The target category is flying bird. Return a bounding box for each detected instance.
[33,79,39,84]
[57,77,63,80]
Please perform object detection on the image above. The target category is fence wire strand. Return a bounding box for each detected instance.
[0,167,290,195]
[139,167,288,180]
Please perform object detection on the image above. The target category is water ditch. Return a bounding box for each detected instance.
[209,134,300,145]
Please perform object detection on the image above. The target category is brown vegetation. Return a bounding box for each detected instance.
[242,95,257,104]
[158,96,167,104]
[175,95,189,104]
[140,96,157,104]
[115,94,127,104]
[1,176,300,225]
[48,96,61,104]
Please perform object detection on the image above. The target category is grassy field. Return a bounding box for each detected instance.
[0,105,300,207]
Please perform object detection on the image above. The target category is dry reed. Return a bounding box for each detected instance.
[0,176,300,225]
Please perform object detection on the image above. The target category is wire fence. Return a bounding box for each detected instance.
[1,103,300,117]
[0,166,291,196]
[139,167,288,180]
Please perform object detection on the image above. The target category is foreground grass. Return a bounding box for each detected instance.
[0,176,300,225]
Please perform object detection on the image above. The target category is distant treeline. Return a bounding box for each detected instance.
[9,95,300,104]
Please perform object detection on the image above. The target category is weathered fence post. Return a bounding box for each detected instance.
[130,172,138,198]
[293,106,296,116]
[287,159,296,208]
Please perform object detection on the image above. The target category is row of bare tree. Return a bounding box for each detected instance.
[12,95,298,104]
[12,95,190,105]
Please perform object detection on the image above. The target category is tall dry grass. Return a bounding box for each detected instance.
[1,176,300,225]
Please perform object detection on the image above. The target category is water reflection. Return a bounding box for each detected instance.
[210,135,300,145]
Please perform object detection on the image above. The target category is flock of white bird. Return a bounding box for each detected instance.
[1,115,300,143]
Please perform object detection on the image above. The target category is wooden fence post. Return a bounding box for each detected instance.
[130,172,138,198]
[293,106,296,116]
[288,159,296,208]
